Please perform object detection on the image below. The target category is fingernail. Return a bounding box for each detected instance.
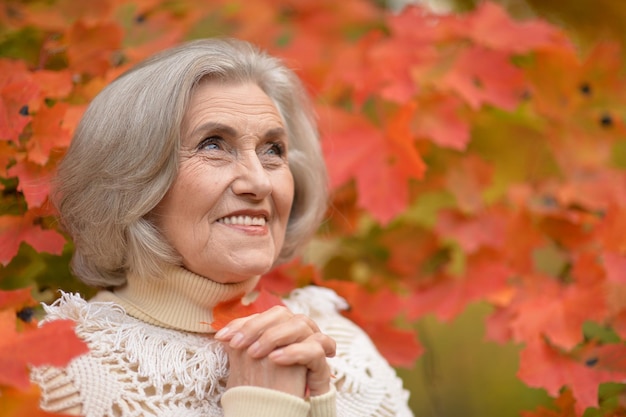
[230,332,245,348]
[269,348,284,359]
[248,341,261,356]
[215,327,230,339]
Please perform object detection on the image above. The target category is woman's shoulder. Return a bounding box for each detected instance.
[282,285,349,317]
[41,291,128,326]
[284,286,414,417]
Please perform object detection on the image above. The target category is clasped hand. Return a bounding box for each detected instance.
[214,306,336,398]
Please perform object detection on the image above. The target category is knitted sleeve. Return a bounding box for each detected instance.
[283,287,415,417]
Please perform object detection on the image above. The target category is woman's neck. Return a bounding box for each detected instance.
[93,265,259,333]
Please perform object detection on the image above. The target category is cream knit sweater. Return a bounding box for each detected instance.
[31,267,414,417]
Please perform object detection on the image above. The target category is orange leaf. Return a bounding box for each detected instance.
[66,21,123,77]
[316,278,420,367]
[27,103,72,165]
[0,61,39,143]
[0,212,66,266]
[466,2,568,54]
[356,321,422,368]
[7,158,53,208]
[441,46,526,111]
[1,384,75,417]
[30,70,73,100]
[413,95,470,151]
[407,250,512,322]
[323,104,425,224]
[518,339,626,415]
[260,259,319,295]
[0,310,88,389]
[511,279,607,350]
[435,209,505,253]
[210,288,284,331]
[0,288,35,312]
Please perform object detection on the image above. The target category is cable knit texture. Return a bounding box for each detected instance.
[31,268,414,417]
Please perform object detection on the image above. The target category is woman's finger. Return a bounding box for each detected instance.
[267,334,336,396]
[216,305,314,349]
[246,314,321,358]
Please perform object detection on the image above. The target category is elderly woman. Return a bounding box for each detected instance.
[31,38,413,417]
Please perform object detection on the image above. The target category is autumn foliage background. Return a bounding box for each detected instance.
[2,0,626,416]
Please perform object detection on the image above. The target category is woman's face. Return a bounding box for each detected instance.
[153,81,294,283]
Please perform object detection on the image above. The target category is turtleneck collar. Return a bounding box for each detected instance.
[93,265,259,333]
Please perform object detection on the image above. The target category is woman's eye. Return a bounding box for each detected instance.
[198,136,222,151]
[265,142,285,156]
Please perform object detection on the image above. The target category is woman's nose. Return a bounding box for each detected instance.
[231,151,272,200]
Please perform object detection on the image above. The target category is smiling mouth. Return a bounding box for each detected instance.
[217,215,267,226]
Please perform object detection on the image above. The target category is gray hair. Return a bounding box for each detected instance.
[53,38,328,287]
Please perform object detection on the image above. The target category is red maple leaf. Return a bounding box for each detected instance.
[30,70,73,100]
[0,211,66,266]
[210,288,285,331]
[407,249,512,322]
[0,60,39,143]
[7,157,53,208]
[317,278,422,367]
[323,103,426,224]
[518,339,626,415]
[27,102,72,165]
[441,45,527,111]
[0,288,36,311]
[466,2,568,54]
[259,259,319,295]
[1,384,75,417]
[510,278,607,350]
[355,321,423,368]
[435,209,505,254]
[0,289,89,390]
[413,94,470,151]
[66,21,124,77]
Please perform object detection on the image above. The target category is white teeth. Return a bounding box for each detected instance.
[218,215,266,226]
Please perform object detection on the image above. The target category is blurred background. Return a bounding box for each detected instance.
[2,1,626,416]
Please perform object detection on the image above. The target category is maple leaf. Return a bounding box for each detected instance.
[66,21,124,77]
[466,2,568,54]
[30,70,73,100]
[0,61,39,143]
[260,259,319,295]
[443,155,493,213]
[0,212,66,266]
[510,277,607,350]
[27,103,72,166]
[0,305,88,390]
[0,288,36,312]
[435,209,505,254]
[316,278,421,367]
[323,103,426,224]
[356,321,423,368]
[407,250,512,322]
[413,94,470,151]
[0,141,16,178]
[518,339,626,415]
[380,224,439,279]
[7,157,53,208]
[210,288,284,331]
[441,45,527,111]
[1,384,75,417]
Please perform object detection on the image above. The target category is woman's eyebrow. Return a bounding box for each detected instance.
[189,122,285,140]
[189,122,237,138]
[264,127,287,140]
